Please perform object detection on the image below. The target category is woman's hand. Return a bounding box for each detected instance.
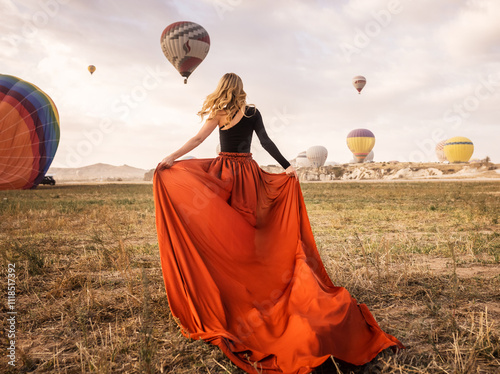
[156,117,220,173]
[285,165,298,180]
[156,155,175,171]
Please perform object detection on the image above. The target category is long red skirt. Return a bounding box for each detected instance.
[153,152,404,374]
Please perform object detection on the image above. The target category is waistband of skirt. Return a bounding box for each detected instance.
[217,152,253,162]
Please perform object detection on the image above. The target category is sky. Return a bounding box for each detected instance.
[1,0,499,170]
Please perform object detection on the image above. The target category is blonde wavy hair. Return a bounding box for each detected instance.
[198,73,249,128]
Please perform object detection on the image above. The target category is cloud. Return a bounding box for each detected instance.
[438,0,500,63]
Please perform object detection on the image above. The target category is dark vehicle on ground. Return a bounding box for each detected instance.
[40,176,56,185]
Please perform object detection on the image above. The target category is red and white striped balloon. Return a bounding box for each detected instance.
[352,75,366,94]
[160,21,210,84]
[435,140,447,162]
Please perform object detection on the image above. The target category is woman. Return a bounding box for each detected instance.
[154,73,404,374]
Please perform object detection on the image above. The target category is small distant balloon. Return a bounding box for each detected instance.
[160,21,210,84]
[435,140,447,162]
[352,75,366,94]
[444,137,474,163]
[88,65,96,75]
[306,146,328,167]
[346,129,375,163]
[0,75,60,190]
[295,151,312,168]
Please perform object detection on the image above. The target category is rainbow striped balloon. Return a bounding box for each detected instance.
[346,129,375,163]
[0,75,60,190]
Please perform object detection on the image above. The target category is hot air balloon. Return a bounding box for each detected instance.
[346,129,375,163]
[88,65,96,75]
[352,75,366,94]
[435,140,447,162]
[306,146,328,167]
[0,75,60,190]
[160,21,210,84]
[365,150,374,162]
[295,151,312,168]
[444,137,474,163]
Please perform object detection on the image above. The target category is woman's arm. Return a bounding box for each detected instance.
[253,110,298,180]
[156,117,219,170]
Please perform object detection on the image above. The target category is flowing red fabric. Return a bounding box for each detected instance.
[154,153,404,374]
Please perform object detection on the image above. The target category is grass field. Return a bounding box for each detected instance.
[1,181,499,373]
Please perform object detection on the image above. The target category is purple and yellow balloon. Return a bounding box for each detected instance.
[346,129,375,163]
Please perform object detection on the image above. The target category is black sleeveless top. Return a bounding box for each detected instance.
[219,106,291,169]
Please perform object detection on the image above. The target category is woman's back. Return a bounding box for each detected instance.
[219,106,290,169]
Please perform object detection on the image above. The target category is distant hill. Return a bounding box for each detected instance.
[47,163,148,182]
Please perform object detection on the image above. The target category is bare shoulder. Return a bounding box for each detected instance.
[212,110,226,128]
[214,109,227,117]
